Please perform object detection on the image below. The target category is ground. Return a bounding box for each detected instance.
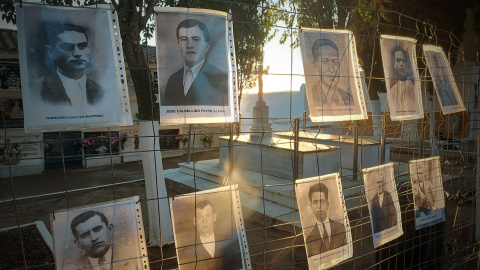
[0,149,478,269]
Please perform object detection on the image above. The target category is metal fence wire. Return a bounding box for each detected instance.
[1,1,480,269]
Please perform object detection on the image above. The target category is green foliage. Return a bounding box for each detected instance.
[1,0,16,24]
[2,0,279,114]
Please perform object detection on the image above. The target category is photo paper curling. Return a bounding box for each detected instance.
[409,156,446,230]
[155,7,239,125]
[169,185,250,270]
[380,35,424,121]
[362,163,403,248]
[50,196,149,270]
[299,28,367,122]
[423,44,465,114]
[295,173,353,269]
[16,3,132,132]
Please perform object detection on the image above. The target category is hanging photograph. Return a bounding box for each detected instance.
[423,45,465,114]
[299,28,367,122]
[169,185,250,270]
[50,196,149,270]
[155,7,239,124]
[0,98,24,128]
[409,156,446,230]
[380,35,423,121]
[16,3,132,132]
[362,163,403,248]
[295,173,353,269]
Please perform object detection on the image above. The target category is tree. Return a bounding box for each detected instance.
[276,0,479,101]
[2,0,278,119]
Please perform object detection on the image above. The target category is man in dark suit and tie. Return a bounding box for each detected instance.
[305,182,347,257]
[162,19,228,106]
[370,174,397,234]
[180,200,243,269]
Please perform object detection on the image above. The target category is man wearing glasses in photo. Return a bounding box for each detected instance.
[310,38,354,107]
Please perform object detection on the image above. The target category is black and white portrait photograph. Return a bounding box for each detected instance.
[363,163,403,248]
[409,156,446,230]
[0,99,24,128]
[380,35,423,120]
[16,4,131,132]
[51,196,149,270]
[295,173,352,269]
[155,7,238,124]
[169,185,249,270]
[423,45,465,114]
[299,28,367,122]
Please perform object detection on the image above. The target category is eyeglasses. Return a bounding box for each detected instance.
[321,58,339,67]
[57,42,88,51]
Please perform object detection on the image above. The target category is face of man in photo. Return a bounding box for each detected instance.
[49,31,90,79]
[178,26,210,68]
[194,204,217,237]
[74,214,113,258]
[310,191,329,223]
[314,45,340,89]
[394,50,407,80]
[377,176,385,195]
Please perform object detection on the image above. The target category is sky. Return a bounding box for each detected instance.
[145,19,306,94]
[2,4,306,94]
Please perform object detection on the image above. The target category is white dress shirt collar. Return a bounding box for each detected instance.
[316,217,332,238]
[183,59,205,94]
[88,247,112,269]
[57,70,87,110]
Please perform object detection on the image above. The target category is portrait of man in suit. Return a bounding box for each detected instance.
[70,210,136,270]
[430,53,457,107]
[162,19,228,106]
[413,163,436,218]
[310,38,354,107]
[370,173,398,234]
[388,46,418,114]
[42,23,103,109]
[305,182,347,257]
[180,200,242,269]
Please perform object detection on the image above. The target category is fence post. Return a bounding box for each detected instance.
[381,114,386,164]
[302,111,307,131]
[476,91,480,241]
[353,120,359,181]
[186,124,192,164]
[293,118,299,180]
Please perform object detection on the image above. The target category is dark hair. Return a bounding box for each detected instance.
[71,210,108,239]
[312,39,338,62]
[45,23,88,47]
[391,46,407,63]
[308,182,329,202]
[196,200,214,212]
[376,174,385,182]
[176,19,210,42]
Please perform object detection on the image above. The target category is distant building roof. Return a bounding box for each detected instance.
[0,29,18,51]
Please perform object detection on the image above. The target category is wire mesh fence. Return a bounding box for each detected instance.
[1,1,479,269]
